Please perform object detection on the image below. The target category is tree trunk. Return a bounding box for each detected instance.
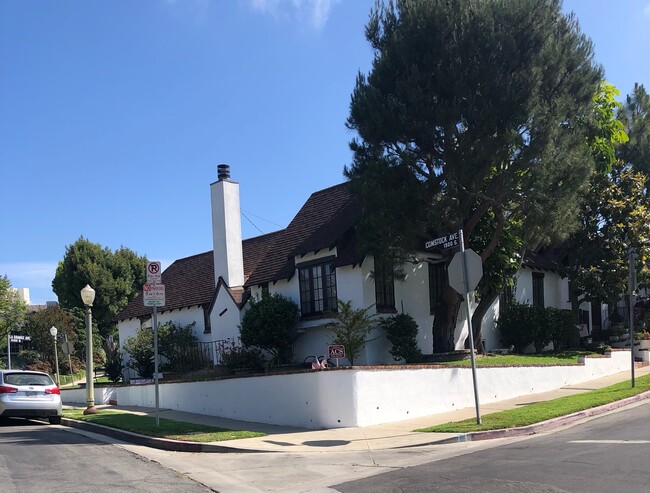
[470,289,499,354]
[432,285,461,353]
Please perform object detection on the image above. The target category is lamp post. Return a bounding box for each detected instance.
[49,326,60,386]
[81,284,98,414]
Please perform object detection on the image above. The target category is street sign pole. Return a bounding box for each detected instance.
[7,335,10,370]
[145,261,164,427]
[629,247,636,388]
[153,305,160,427]
[459,229,482,424]
[64,333,74,386]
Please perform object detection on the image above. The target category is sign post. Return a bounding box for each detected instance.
[144,261,165,427]
[447,230,483,425]
[7,335,31,371]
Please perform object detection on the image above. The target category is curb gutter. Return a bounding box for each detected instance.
[434,389,650,445]
[60,418,270,453]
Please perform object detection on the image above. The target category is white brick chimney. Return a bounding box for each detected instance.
[211,164,244,287]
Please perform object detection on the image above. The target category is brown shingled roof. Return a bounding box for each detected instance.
[117,181,364,321]
[246,182,363,286]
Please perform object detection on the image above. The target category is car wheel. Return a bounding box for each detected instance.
[48,416,62,425]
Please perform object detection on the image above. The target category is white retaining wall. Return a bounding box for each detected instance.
[62,351,631,429]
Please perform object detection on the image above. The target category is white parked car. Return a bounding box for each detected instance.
[0,370,62,424]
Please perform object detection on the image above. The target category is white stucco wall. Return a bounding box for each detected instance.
[62,350,631,429]
[209,287,243,343]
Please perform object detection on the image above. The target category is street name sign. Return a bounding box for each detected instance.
[425,232,459,251]
[143,283,165,307]
[9,334,31,343]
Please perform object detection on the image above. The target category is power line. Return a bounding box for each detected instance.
[240,210,265,235]
[240,209,283,228]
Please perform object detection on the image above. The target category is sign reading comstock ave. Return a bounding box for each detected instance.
[425,231,459,251]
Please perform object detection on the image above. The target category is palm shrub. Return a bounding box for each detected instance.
[380,313,422,363]
[326,300,378,365]
[240,293,299,366]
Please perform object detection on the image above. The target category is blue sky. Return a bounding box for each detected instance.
[1,0,649,305]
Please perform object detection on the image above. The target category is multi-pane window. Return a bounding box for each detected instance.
[374,258,395,310]
[532,272,545,308]
[298,260,337,316]
[429,262,448,315]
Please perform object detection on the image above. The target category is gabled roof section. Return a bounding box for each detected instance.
[116,251,215,321]
[245,182,363,286]
[522,246,567,272]
[117,181,364,321]
[117,231,280,322]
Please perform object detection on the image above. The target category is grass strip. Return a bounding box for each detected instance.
[63,409,266,442]
[427,351,598,367]
[415,373,650,434]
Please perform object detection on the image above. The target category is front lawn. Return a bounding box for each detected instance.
[426,351,597,367]
[63,409,266,442]
[415,373,650,433]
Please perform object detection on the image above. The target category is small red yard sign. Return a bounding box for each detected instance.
[328,345,345,359]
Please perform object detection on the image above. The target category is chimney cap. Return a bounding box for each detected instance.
[217,164,231,181]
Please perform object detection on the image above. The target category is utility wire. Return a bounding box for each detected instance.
[241,209,283,228]
[240,210,265,235]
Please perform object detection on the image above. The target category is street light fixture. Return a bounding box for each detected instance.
[81,284,98,415]
[49,326,60,386]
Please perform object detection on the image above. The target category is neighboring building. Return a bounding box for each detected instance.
[13,287,59,313]
[117,165,593,373]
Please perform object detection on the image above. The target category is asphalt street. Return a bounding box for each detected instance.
[334,400,650,493]
[0,418,213,493]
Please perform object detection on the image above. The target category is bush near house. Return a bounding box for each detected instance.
[123,322,209,378]
[220,342,265,371]
[122,326,155,378]
[381,313,423,363]
[103,337,123,383]
[497,302,574,353]
[239,293,299,366]
[327,300,378,365]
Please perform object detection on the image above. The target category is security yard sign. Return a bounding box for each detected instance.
[143,283,165,307]
[328,345,345,359]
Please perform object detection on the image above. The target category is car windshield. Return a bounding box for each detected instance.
[4,373,54,386]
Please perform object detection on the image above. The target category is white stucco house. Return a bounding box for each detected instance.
[117,165,595,373]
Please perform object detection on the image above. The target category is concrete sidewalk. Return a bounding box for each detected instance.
[63,365,650,453]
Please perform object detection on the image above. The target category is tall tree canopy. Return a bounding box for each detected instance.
[345,0,605,352]
[52,237,147,338]
[618,83,650,183]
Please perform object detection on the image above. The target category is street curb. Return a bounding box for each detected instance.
[431,389,650,445]
[60,418,271,453]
